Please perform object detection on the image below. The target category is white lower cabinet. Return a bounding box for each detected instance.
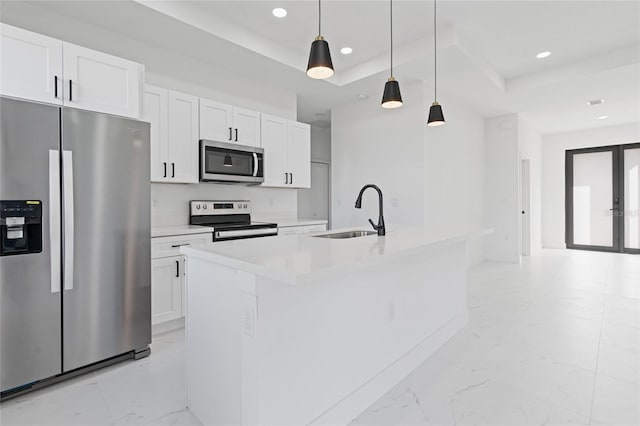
[151,256,184,325]
[151,232,212,325]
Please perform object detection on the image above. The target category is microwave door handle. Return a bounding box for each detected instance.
[253,152,258,177]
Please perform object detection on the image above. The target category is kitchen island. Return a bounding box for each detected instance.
[182,227,491,426]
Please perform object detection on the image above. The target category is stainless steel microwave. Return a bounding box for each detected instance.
[200,140,264,184]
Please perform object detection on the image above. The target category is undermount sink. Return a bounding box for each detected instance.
[312,230,378,239]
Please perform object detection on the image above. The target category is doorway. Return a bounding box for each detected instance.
[565,143,640,253]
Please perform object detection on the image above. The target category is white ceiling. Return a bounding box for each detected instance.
[3,0,639,134]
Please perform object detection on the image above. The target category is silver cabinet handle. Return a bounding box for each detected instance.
[63,150,74,291]
[253,153,258,177]
[49,150,61,294]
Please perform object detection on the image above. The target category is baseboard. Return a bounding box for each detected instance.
[310,311,469,426]
[152,317,185,336]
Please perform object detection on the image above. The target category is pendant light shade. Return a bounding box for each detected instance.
[223,153,233,167]
[428,0,445,126]
[381,77,403,109]
[307,0,334,79]
[307,36,334,79]
[427,102,445,126]
[381,0,402,108]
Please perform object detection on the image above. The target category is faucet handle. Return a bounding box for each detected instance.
[368,218,378,230]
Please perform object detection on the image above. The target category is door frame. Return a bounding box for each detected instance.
[565,143,640,253]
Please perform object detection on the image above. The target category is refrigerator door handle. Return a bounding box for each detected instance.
[49,150,61,294]
[63,150,74,291]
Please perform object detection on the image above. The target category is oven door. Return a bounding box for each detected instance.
[200,140,264,184]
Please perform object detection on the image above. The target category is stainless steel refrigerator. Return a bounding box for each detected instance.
[0,96,151,398]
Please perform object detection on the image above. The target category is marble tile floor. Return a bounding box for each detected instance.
[1,249,638,426]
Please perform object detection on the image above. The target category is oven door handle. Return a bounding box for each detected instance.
[252,152,258,177]
[215,227,277,240]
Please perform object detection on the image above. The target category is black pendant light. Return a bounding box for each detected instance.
[307,0,334,79]
[427,0,445,126]
[381,0,402,108]
[223,153,233,167]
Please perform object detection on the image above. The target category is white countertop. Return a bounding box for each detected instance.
[255,218,328,227]
[182,227,493,284]
[151,225,214,238]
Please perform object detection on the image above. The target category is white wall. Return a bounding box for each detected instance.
[331,81,425,230]
[310,126,331,163]
[1,3,301,227]
[423,87,486,266]
[485,114,521,263]
[331,81,487,265]
[541,122,640,248]
[518,117,543,252]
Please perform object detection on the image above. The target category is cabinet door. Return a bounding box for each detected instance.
[233,107,261,147]
[142,85,169,182]
[168,91,199,183]
[199,98,233,143]
[0,24,63,105]
[287,121,311,188]
[151,256,184,325]
[261,114,288,187]
[62,42,141,118]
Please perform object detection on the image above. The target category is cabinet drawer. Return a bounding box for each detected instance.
[151,233,212,259]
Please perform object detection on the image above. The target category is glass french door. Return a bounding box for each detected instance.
[566,143,640,253]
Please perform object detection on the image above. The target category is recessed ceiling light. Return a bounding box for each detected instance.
[340,47,353,55]
[536,51,551,59]
[356,93,369,100]
[598,115,609,120]
[272,8,287,18]
[587,99,605,106]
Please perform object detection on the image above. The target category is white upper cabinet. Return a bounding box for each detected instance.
[142,85,169,182]
[261,114,288,187]
[168,91,199,183]
[0,24,142,119]
[143,85,198,183]
[199,99,233,143]
[199,98,261,147]
[0,23,63,105]
[62,42,141,119]
[287,121,311,188]
[261,114,311,189]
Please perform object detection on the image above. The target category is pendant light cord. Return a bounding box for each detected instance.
[434,0,437,101]
[318,0,322,36]
[390,0,393,76]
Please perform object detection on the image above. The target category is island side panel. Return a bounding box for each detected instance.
[254,242,468,425]
[185,257,258,426]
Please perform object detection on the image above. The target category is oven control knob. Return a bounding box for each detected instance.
[196,204,200,209]
[203,204,207,210]
[243,204,248,208]
[237,204,242,209]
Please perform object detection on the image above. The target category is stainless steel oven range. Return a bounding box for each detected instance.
[189,200,277,241]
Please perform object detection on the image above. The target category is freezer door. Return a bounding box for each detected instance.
[61,108,151,372]
[0,97,62,392]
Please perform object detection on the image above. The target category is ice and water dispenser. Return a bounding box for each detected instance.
[0,200,43,256]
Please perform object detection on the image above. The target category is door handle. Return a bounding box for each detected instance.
[49,150,61,294]
[289,172,293,185]
[63,150,74,291]
[252,153,258,177]
[54,75,58,98]
[170,243,191,248]
[229,127,233,141]
[234,128,238,142]
[163,162,167,178]
[285,172,289,184]
[172,163,175,178]
[175,260,180,278]
[68,79,73,101]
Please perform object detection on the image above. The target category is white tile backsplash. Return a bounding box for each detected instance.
[151,183,298,227]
